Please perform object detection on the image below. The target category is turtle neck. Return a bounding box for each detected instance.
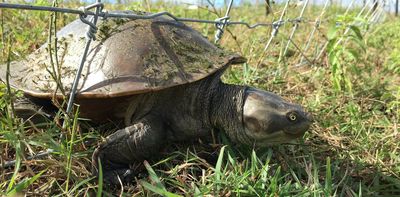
[208,81,252,145]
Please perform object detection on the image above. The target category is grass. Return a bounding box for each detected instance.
[1,0,399,196]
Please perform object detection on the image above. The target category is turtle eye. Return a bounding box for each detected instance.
[287,112,298,122]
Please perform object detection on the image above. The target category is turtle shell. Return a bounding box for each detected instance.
[0,11,246,99]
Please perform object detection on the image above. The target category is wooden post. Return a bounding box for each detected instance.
[265,0,271,15]
[396,0,399,16]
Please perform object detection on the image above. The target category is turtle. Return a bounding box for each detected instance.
[0,11,312,184]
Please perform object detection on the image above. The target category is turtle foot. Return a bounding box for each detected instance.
[101,168,136,185]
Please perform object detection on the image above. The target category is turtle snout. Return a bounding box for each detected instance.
[305,112,314,122]
[242,88,313,145]
[283,110,312,137]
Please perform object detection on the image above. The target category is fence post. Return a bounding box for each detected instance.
[396,0,399,16]
[373,0,378,12]
[265,0,271,15]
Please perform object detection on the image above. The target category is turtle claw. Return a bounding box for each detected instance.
[101,168,136,185]
[92,156,138,185]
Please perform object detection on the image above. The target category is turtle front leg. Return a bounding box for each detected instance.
[92,115,166,184]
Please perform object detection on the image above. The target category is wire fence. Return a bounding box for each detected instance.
[0,0,390,167]
[0,1,389,65]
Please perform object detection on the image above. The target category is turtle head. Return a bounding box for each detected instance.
[242,88,312,146]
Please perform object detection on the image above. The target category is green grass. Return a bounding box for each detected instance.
[1,0,399,196]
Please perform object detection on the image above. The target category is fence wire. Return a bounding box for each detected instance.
[0,2,302,29]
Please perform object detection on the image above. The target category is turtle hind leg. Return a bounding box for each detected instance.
[92,115,166,185]
[13,96,55,125]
